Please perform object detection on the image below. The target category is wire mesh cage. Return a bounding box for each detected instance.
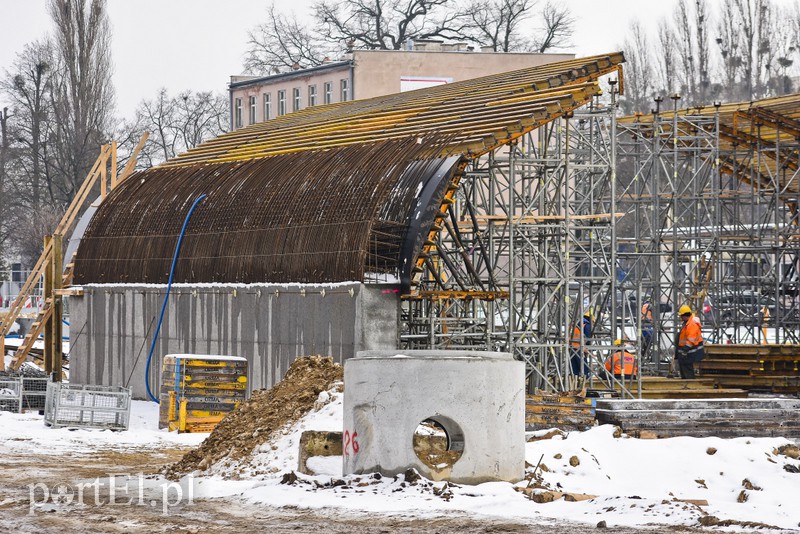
[44,383,131,430]
[0,377,23,413]
[22,377,48,411]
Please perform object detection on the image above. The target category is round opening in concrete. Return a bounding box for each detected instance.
[412,416,464,470]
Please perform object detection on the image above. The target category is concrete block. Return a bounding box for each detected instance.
[343,349,525,484]
[298,430,343,475]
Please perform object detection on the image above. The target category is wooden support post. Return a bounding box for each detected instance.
[52,233,63,381]
[118,132,149,184]
[110,140,118,189]
[100,147,108,199]
[43,235,54,376]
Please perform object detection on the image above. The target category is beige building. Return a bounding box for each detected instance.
[228,43,573,130]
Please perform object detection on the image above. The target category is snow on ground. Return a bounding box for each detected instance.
[2,393,800,530]
[186,390,800,531]
[0,400,205,454]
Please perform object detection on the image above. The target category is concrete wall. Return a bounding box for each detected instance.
[69,283,399,399]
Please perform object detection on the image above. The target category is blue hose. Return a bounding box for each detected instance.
[144,194,206,403]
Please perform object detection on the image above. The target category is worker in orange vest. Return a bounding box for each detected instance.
[604,339,638,379]
[676,305,704,379]
[569,310,592,377]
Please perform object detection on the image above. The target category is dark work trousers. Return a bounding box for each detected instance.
[677,357,695,379]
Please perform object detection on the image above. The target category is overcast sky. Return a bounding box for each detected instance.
[0,0,796,120]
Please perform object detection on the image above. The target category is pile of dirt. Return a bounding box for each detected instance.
[165,355,343,479]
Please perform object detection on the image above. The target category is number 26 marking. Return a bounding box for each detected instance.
[343,430,360,456]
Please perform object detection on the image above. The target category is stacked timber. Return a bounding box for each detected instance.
[697,344,800,394]
[595,398,800,439]
[525,393,596,431]
[159,354,248,433]
[612,376,748,399]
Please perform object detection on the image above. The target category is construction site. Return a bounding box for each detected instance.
[2,52,800,531]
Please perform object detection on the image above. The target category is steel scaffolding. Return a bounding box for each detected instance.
[617,98,800,363]
[401,91,631,393]
[400,90,800,392]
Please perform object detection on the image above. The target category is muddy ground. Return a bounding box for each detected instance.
[0,446,707,534]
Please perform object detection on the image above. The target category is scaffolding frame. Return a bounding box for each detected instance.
[401,89,638,395]
[616,99,800,363]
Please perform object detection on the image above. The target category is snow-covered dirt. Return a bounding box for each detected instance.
[1,396,799,533]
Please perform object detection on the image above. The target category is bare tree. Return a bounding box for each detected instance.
[765,4,795,94]
[315,0,454,51]
[120,88,228,167]
[716,0,743,100]
[620,21,654,115]
[655,19,678,97]
[531,1,574,53]
[672,0,712,104]
[0,107,11,259]
[1,41,57,213]
[245,4,334,75]
[694,0,712,102]
[733,0,773,99]
[47,0,115,201]
[244,0,575,75]
[452,0,533,52]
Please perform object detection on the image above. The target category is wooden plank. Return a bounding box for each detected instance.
[54,287,85,296]
[43,235,53,375]
[596,398,800,411]
[118,132,149,184]
[51,233,63,379]
[632,389,749,399]
[622,427,800,439]
[527,395,594,405]
[596,408,800,422]
[601,420,800,433]
[615,377,715,391]
[706,344,800,358]
[696,360,763,371]
[526,404,594,415]
[706,375,800,392]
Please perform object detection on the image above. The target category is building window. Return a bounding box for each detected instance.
[234,97,243,128]
[308,85,317,107]
[263,92,271,120]
[278,90,286,116]
[324,82,332,104]
[293,87,301,112]
[248,95,257,125]
[340,79,349,101]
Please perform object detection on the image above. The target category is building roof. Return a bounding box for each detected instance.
[73,53,624,287]
[229,61,351,90]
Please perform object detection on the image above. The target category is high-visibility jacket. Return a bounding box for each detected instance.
[570,317,591,348]
[605,350,638,376]
[678,314,704,361]
[642,302,653,323]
